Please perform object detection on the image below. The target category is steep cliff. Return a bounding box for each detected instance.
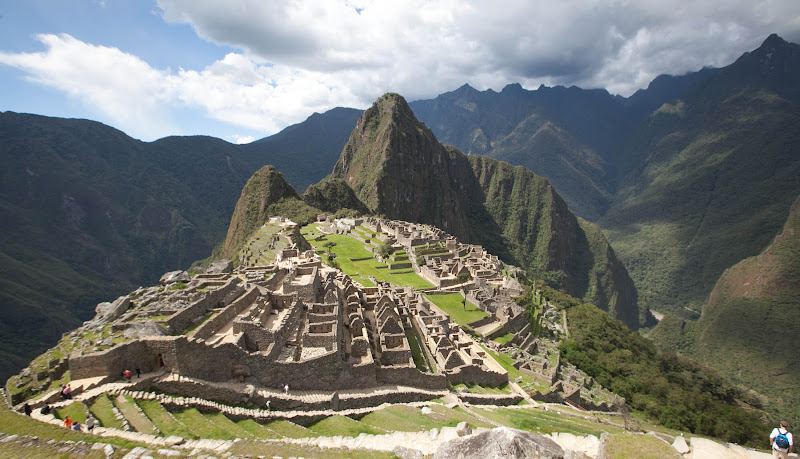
[332,93,475,240]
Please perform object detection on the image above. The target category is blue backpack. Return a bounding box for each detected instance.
[776,429,790,449]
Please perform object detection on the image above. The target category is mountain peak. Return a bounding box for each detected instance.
[761,33,787,48]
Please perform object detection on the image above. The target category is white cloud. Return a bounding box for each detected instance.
[1,1,798,140]
[232,134,255,144]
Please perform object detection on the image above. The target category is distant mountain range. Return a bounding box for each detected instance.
[1,34,798,430]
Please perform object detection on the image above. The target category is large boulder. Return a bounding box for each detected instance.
[160,270,190,285]
[433,427,565,459]
[206,259,234,274]
[123,322,168,340]
[93,296,131,324]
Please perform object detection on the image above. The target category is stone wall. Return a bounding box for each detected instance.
[457,392,523,406]
[446,364,507,387]
[376,366,447,390]
[192,286,261,341]
[69,339,152,380]
[163,279,242,334]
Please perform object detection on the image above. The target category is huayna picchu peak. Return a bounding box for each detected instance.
[331,93,643,329]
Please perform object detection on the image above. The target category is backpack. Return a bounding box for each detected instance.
[776,429,790,449]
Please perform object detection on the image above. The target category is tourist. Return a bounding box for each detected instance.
[124,369,132,381]
[284,383,289,394]
[771,421,793,459]
[23,403,31,416]
[64,416,72,428]
[136,367,141,378]
[40,404,51,415]
[265,400,271,411]
[72,422,82,432]
[86,416,95,433]
[61,384,71,400]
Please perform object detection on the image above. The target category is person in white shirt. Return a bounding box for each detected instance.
[771,421,793,459]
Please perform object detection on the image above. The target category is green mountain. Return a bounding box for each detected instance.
[649,195,800,427]
[0,108,358,382]
[330,93,642,328]
[600,34,800,316]
[220,165,319,258]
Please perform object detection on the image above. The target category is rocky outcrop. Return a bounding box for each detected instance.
[433,427,565,459]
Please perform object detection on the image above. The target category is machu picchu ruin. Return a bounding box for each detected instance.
[3,215,630,456]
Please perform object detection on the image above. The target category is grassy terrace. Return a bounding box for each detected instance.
[479,344,550,392]
[301,224,433,289]
[424,293,488,327]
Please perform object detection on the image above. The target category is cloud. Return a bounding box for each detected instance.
[1,1,798,139]
[158,0,800,95]
[232,134,255,144]
[0,34,365,140]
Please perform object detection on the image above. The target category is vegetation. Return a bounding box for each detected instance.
[303,227,433,289]
[558,301,768,446]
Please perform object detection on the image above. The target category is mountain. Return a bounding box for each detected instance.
[330,93,642,328]
[600,34,800,315]
[0,108,358,382]
[649,195,800,428]
[220,165,319,258]
[409,83,633,221]
[407,34,800,320]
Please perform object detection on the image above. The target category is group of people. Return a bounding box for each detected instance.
[62,416,95,432]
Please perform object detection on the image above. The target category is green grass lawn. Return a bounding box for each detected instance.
[89,394,124,430]
[114,394,159,435]
[0,395,144,450]
[171,408,236,439]
[204,412,257,439]
[358,404,493,432]
[54,401,88,424]
[424,293,488,327]
[303,227,433,289]
[306,415,387,437]
[136,399,195,438]
[493,333,515,345]
[602,432,681,458]
[235,418,283,439]
[405,326,432,372]
[470,406,625,437]
[263,419,318,438]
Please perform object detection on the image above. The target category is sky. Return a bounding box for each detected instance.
[1,1,798,143]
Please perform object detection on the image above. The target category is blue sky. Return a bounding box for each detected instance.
[1,0,798,143]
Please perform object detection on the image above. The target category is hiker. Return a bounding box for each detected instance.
[771,421,793,458]
[23,403,31,416]
[64,416,72,428]
[86,416,95,433]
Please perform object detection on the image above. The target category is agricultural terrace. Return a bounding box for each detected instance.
[301,224,434,289]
